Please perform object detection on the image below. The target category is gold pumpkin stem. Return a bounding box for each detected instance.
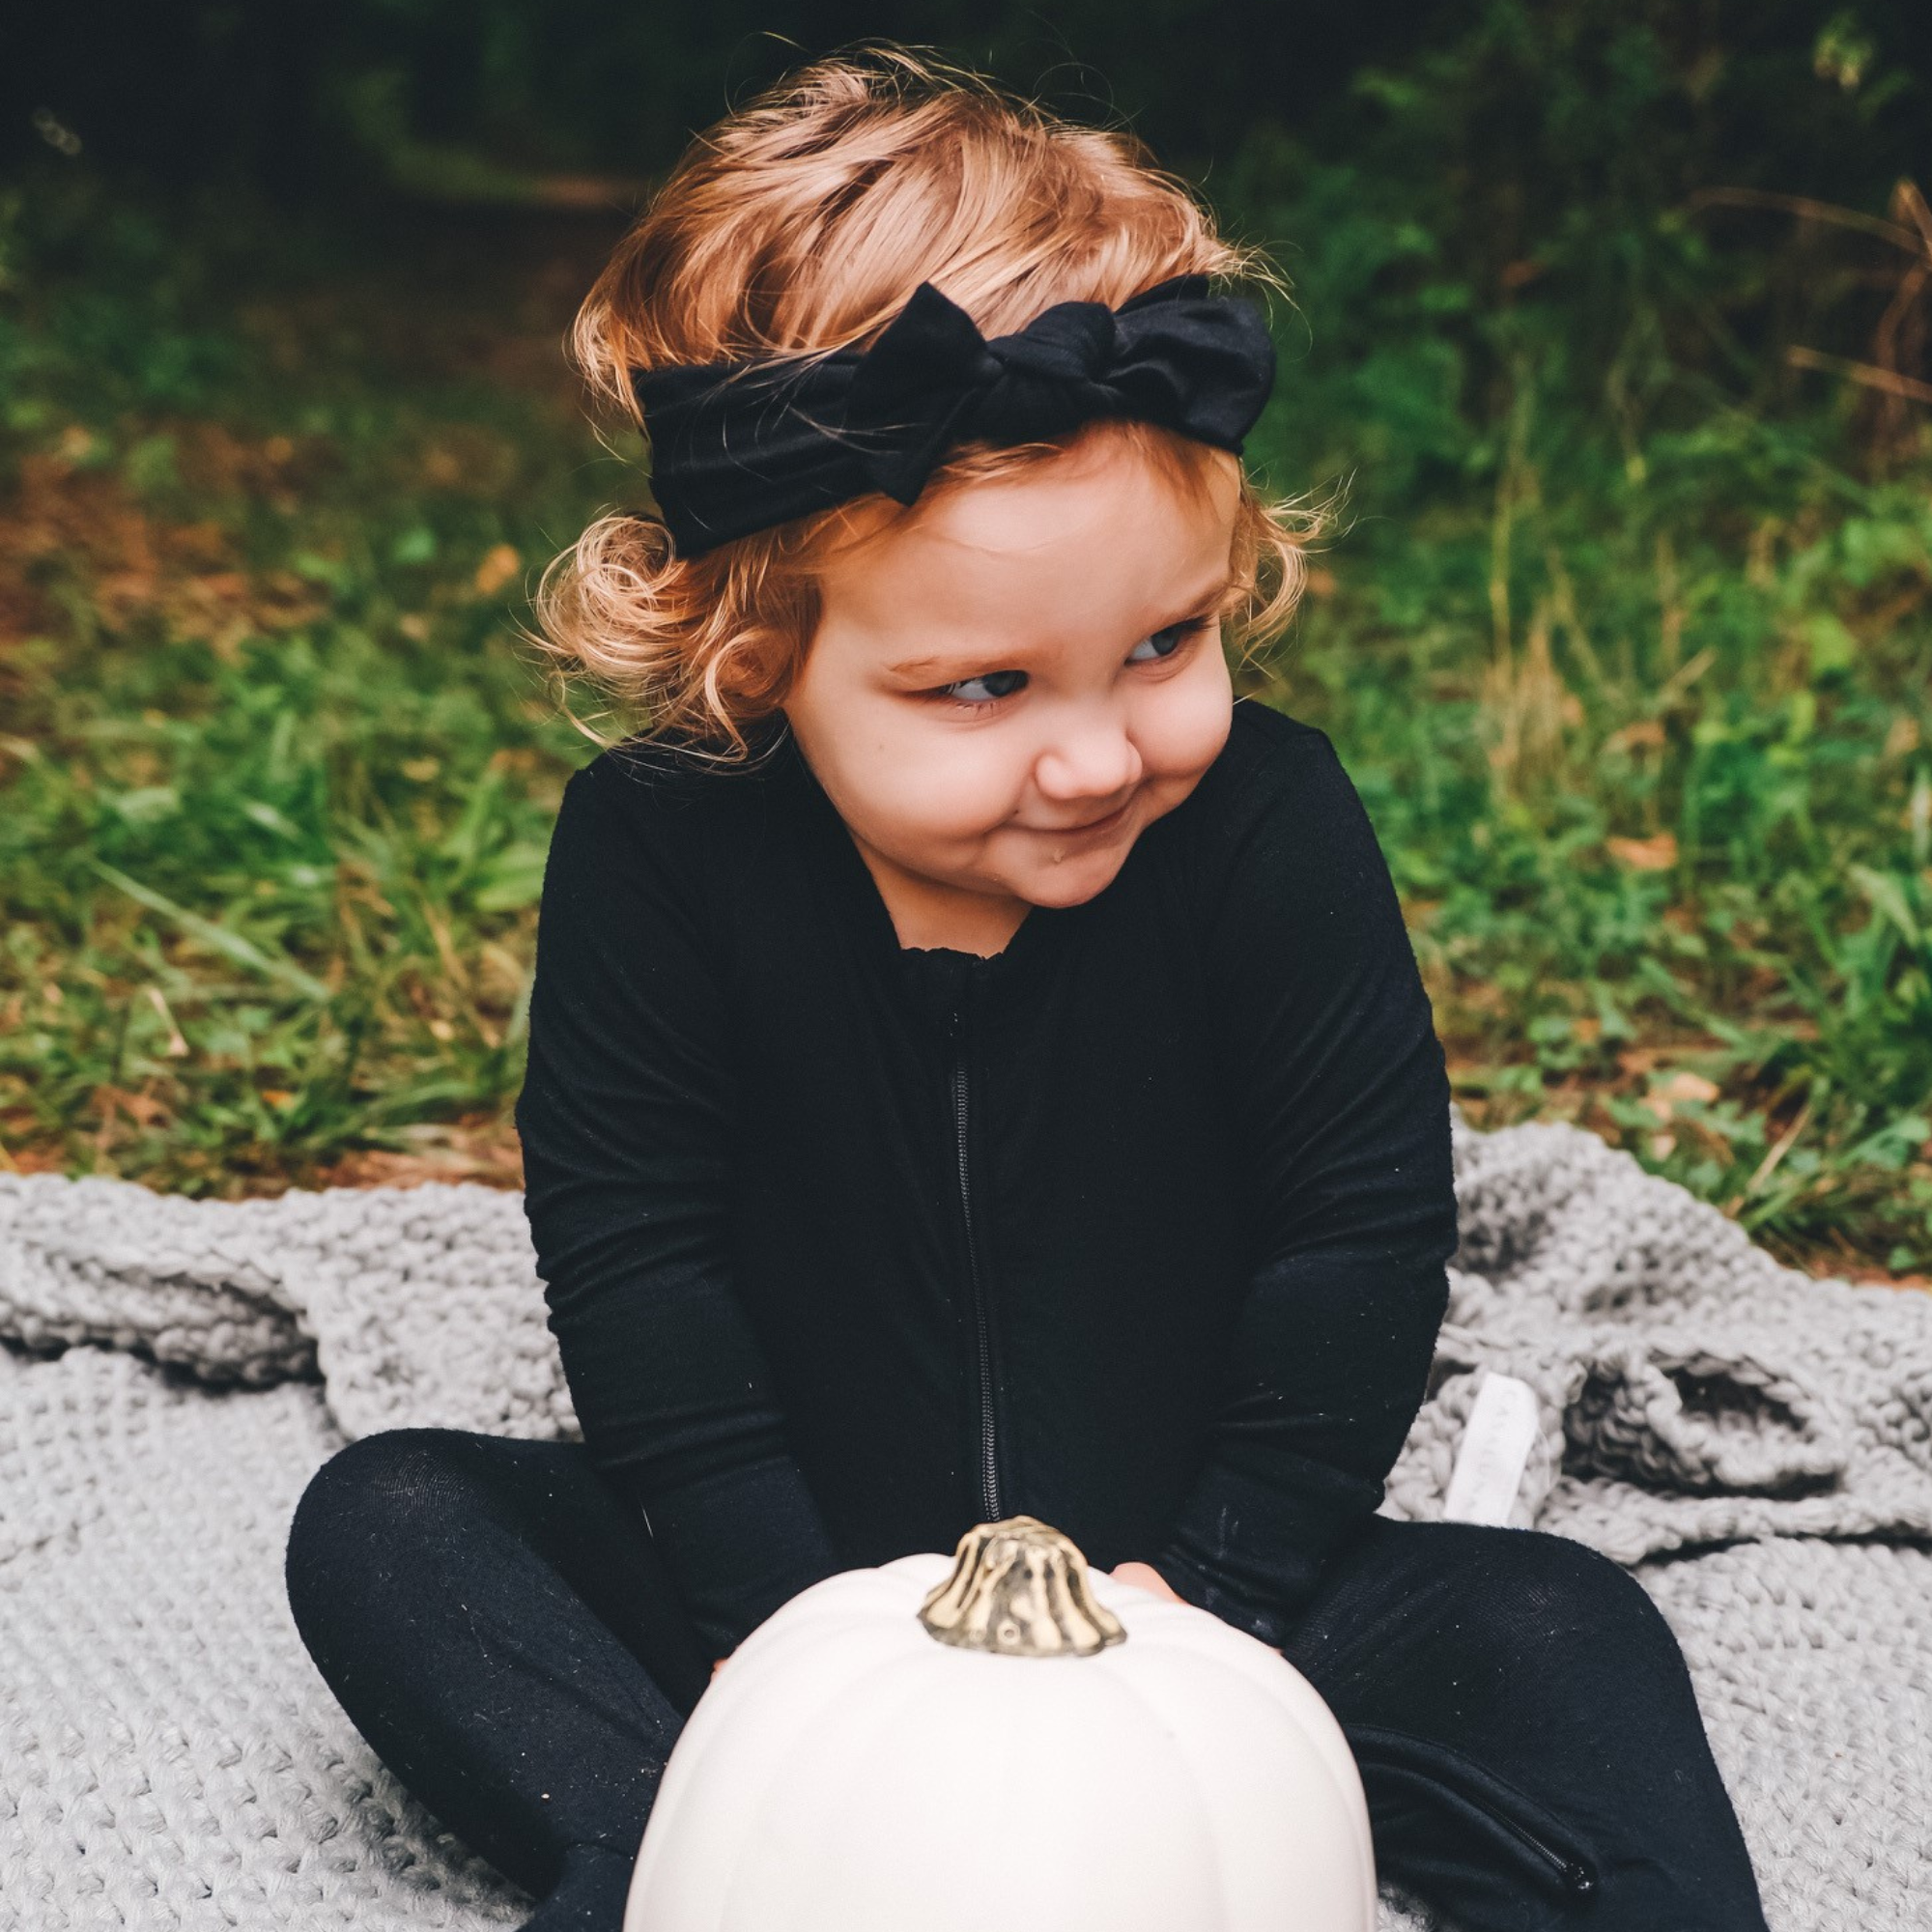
[917,1516,1128,1657]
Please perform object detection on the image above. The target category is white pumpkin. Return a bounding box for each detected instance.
[624,1515,1377,1932]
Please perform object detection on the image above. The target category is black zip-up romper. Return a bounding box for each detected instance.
[518,696,1459,1652]
[284,698,1771,1932]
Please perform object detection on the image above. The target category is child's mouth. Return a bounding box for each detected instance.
[1041,795,1134,837]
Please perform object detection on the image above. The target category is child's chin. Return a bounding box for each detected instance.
[1020,851,1132,906]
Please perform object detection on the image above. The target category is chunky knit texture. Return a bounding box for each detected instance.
[2,1115,1929,1930]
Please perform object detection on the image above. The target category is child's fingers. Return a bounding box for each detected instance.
[1109,1560,1184,1604]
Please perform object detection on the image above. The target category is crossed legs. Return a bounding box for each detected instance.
[286,1430,1767,1932]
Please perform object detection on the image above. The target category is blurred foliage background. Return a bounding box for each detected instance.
[3,2,1930,1281]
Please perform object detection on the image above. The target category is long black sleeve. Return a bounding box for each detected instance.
[515,759,844,1660]
[1153,721,1457,1648]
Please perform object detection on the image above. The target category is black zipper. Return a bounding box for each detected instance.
[1347,1725,1598,1900]
[949,1000,1003,1523]
[1469,1798,1596,1898]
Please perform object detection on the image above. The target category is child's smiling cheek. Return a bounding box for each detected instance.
[782,432,1244,954]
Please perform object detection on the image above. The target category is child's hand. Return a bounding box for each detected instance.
[1108,1560,1184,1604]
[711,1656,729,1682]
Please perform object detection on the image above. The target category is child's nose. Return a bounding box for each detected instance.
[1032,721,1143,803]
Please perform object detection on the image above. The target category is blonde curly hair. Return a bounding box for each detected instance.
[535,43,1325,763]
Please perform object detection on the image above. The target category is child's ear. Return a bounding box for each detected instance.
[716,623,794,712]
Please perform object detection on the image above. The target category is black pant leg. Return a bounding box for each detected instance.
[283,1427,713,1912]
[1281,1516,1769,1932]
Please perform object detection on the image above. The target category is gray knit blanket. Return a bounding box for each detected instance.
[2,1115,1929,1931]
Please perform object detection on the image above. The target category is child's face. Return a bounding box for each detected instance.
[783,434,1242,947]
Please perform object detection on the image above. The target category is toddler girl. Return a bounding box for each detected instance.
[287,45,1769,1932]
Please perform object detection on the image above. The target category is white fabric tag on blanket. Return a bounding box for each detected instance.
[1441,1372,1542,1525]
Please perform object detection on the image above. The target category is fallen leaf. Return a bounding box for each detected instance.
[1606,831,1679,870]
[1643,1069,1721,1123]
[1658,1070,1720,1104]
[1605,720,1666,754]
[473,543,523,597]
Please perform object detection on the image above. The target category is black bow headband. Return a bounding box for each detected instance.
[630,272,1276,556]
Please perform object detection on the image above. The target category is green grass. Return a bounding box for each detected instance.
[1,177,1927,1278]
[0,188,611,1192]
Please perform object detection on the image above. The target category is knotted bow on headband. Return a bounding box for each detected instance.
[630,272,1276,556]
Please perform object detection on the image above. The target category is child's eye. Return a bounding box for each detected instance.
[939,668,1030,707]
[932,618,1213,712]
[1125,618,1210,665]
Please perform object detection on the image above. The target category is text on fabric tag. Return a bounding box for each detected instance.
[1441,1372,1541,1525]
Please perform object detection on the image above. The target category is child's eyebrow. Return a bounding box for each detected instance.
[884,573,1235,680]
